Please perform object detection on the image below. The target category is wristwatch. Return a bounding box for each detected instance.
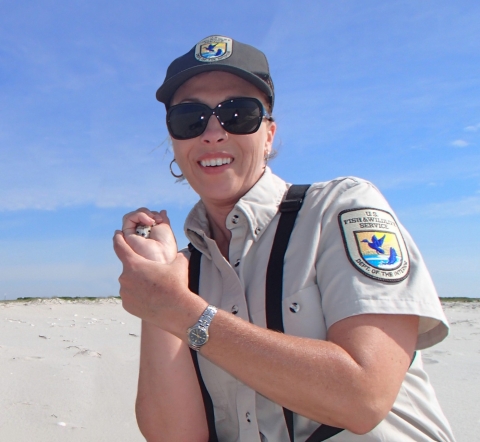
[187,305,218,351]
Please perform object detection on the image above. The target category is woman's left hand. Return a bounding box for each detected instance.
[113,230,207,334]
[122,208,178,263]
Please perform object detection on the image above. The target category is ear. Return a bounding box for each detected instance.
[264,120,277,153]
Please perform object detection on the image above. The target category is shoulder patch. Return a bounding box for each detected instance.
[338,208,410,282]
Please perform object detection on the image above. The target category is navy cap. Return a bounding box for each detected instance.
[156,35,274,110]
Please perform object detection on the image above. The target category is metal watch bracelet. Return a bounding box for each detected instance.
[187,305,218,351]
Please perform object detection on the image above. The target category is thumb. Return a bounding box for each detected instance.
[113,230,138,264]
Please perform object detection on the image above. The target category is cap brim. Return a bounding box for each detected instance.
[156,64,273,106]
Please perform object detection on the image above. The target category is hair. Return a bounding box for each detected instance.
[257,73,274,113]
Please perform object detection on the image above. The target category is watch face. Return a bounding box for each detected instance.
[188,326,208,347]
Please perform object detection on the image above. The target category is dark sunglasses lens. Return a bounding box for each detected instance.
[168,104,208,140]
[217,99,262,134]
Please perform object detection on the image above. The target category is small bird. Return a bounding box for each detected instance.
[362,234,386,254]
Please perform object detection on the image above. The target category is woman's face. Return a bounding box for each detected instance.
[170,71,276,208]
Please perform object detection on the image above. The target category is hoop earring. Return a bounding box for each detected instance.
[264,151,270,167]
[169,159,183,179]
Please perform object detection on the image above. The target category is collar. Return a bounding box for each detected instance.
[185,167,288,258]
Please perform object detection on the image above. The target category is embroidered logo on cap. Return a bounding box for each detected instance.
[195,36,232,63]
[338,208,410,282]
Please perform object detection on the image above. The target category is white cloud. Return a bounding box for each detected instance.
[451,139,469,148]
[0,237,122,299]
[420,195,480,218]
[373,153,480,190]
[464,123,480,132]
[0,142,198,212]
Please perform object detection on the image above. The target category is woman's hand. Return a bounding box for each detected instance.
[113,230,207,334]
[117,207,206,332]
[122,208,177,263]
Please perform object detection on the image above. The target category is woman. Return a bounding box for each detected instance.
[114,35,455,442]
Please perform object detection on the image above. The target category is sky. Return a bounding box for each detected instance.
[1,0,479,300]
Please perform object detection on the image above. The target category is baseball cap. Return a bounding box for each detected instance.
[156,35,274,110]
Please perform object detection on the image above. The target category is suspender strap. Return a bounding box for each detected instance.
[265,185,344,442]
[306,424,344,442]
[188,244,219,442]
[265,184,310,442]
[266,184,311,333]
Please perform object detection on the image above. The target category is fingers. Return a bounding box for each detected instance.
[122,208,171,234]
[158,209,171,226]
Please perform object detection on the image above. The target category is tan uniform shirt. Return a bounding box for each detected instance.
[184,168,455,442]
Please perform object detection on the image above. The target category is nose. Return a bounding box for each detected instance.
[200,112,228,144]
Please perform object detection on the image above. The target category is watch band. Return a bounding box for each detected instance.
[187,305,218,351]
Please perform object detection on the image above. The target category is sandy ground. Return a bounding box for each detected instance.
[0,299,478,442]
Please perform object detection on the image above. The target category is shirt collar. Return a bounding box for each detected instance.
[185,167,288,258]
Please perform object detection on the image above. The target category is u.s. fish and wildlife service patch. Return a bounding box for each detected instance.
[338,208,410,282]
[195,36,232,63]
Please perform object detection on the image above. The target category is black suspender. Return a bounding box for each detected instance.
[188,244,219,442]
[266,184,311,442]
[265,185,343,442]
[265,184,311,334]
[188,185,344,442]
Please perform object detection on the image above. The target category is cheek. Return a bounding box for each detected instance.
[251,133,269,161]
[171,142,190,167]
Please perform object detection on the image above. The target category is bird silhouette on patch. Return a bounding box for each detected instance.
[361,234,386,254]
[355,232,402,270]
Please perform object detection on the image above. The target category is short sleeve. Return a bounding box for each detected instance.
[314,178,448,350]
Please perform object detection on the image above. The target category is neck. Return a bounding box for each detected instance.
[200,168,268,258]
[202,200,235,260]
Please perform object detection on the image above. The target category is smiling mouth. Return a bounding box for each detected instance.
[200,158,233,167]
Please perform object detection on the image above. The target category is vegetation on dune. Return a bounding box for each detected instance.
[1,296,121,303]
[1,296,479,303]
[440,297,480,303]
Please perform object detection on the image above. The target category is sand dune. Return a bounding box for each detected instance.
[1,298,478,441]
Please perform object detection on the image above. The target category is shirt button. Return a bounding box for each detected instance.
[289,302,300,313]
[231,305,239,315]
[234,259,240,267]
[232,214,239,224]
[254,227,261,235]
[246,412,251,423]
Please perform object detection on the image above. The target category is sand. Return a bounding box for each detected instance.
[0,299,478,441]
[0,298,143,442]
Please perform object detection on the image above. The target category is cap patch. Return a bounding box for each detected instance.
[338,208,410,282]
[195,36,232,63]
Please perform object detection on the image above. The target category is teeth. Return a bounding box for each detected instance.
[200,158,232,167]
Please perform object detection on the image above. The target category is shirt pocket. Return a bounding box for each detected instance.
[282,285,327,340]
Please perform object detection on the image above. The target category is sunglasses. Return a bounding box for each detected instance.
[166,97,271,140]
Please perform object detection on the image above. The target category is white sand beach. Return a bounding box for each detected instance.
[0,298,478,441]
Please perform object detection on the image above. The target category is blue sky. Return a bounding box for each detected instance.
[1,0,479,300]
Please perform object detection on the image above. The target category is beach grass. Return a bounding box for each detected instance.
[2,296,479,304]
[440,297,480,302]
[1,296,122,304]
